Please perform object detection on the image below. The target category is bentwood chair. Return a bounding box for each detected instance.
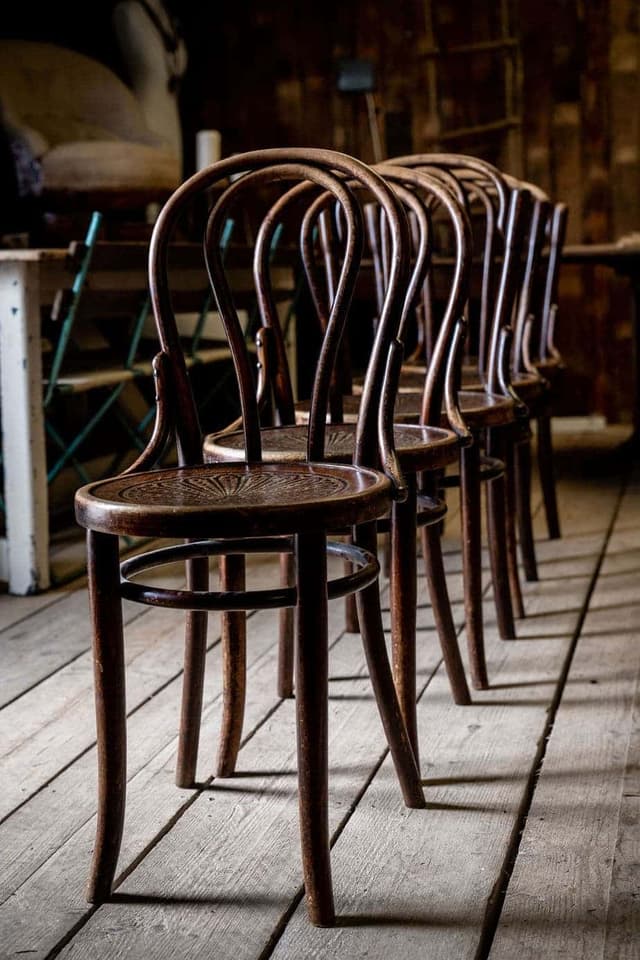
[366,155,533,688]
[466,175,565,579]
[512,191,568,544]
[74,148,424,927]
[205,166,474,765]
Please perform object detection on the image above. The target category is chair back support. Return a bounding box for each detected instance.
[373,166,473,427]
[503,177,553,375]
[146,148,411,486]
[539,202,569,362]
[387,154,531,393]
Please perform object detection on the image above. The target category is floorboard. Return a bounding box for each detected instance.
[488,468,640,959]
[0,428,635,960]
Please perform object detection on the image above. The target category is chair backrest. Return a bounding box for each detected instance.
[372,166,473,428]
[291,165,472,440]
[387,154,532,393]
[537,200,569,364]
[500,175,553,377]
[146,148,411,487]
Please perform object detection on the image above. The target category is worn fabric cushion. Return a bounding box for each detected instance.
[42,140,180,193]
[0,40,162,147]
[0,39,181,202]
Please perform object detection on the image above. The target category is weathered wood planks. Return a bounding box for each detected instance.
[489,473,640,959]
[0,431,635,959]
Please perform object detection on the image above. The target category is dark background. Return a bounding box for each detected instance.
[1,0,637,424]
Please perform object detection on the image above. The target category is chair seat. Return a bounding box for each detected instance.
[395,362,545,405]
[204,423,459,472]
[534,356,565,380]
[75,461,392,539]
[295,389,516,429]
[460,366,546,401]
[394,389,517,427]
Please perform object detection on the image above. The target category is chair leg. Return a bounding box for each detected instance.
[390,477,418,760]
[460,441,489,689]
[294,530,334,927]
[356,522,425,807]
[216,554,247,778]
[503,431,527,616]
[537,409,561,539]
[420,475,471,706]
[486,429,517,641]
[176,556,209,788]
[86,530,126,904]
[344,533,360,633]
[386,529,394,577]
[514,427,538,583]
[278,552,295,698]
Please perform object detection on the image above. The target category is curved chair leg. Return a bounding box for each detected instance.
[356,522,425,807]
[420,475,471,706]
[278,552,295,698]
[295,530,334,927]
[486,429,517,641]
[460,441,489,689]
[176,556,210,788]
[514,427,538,583]
[216,554,247,778]
[503,431,527,616]
[390,477,418,759]
[86,530,126,904]
[382,532,392,578]
[344,533,360,633]
[537,409,561,539]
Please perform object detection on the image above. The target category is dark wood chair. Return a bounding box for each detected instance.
[74,148,425,927]
[370,155,534,688]
[205,166,475,766]
[514,191,568,543]
[466,175,565,577]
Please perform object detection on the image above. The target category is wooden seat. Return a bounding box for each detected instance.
[313,388,517,428]
[76,460,391,539]
[74,148,425,928]
[206,422,459,470]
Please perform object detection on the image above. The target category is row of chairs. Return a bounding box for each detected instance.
[74,148,567,926]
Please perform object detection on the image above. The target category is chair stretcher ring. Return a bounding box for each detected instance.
[119,536,379,611]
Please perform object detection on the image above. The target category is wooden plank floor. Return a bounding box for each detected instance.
[1,427,637,959]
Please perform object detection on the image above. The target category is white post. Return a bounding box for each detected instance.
[195,129,222,171]
[0,259,50,593]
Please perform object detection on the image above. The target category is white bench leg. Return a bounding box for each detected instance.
[0,260,50,593]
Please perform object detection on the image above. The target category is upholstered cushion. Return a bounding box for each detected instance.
[0,40,162,147]
[0,39,181,204]
[42,140,180,193]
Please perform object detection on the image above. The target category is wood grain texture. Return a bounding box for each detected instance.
[0,556,284,820]
[42,608,446,958]
[2,432,635,959]
[490,474,640,959]
[0,581,350,950]
[265,472,618,958]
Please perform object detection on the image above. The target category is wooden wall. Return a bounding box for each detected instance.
[178,0,638,423]
[180,1,522,171]
[519,0,637,423]
[3,0,638,422]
